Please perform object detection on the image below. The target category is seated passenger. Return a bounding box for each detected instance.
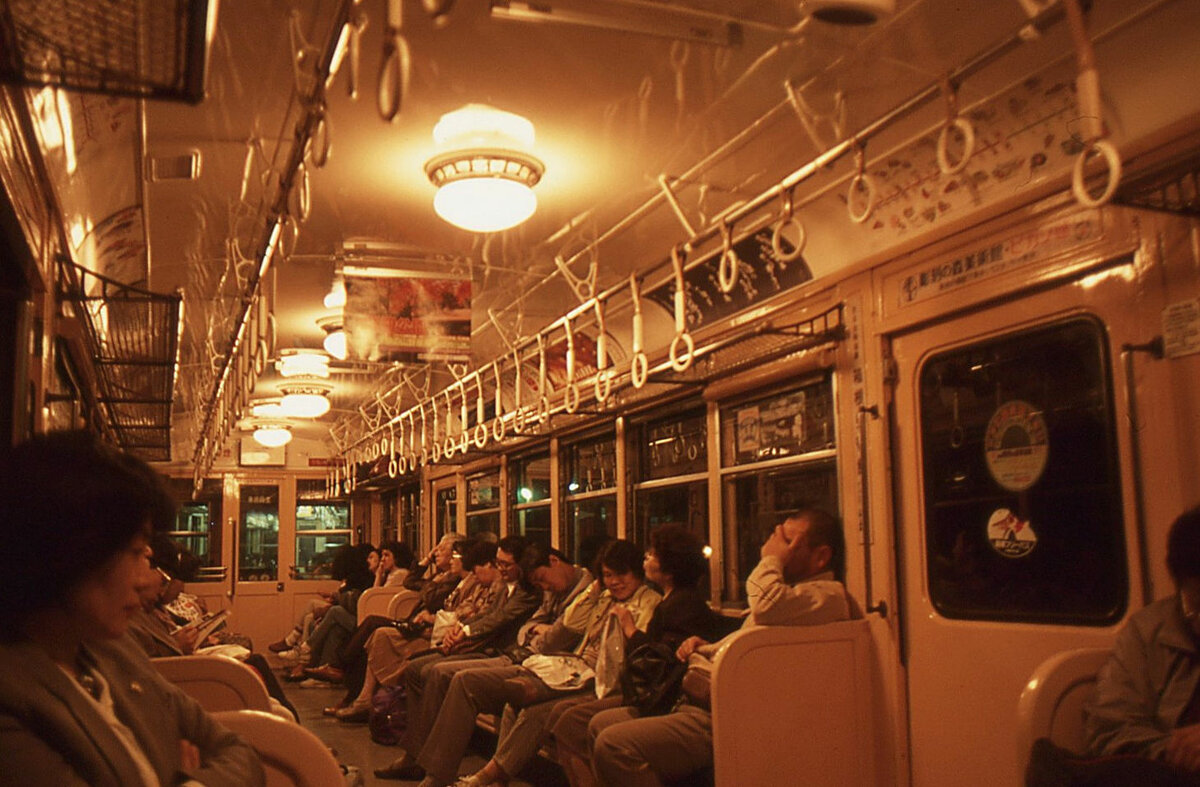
[373,540,415,589]
[396,540,661,787]
[1085,505,1200,775]
[271,542,375,658]
[333,538,501,720]
[551,524,721,787]
[375,535,543,781]
[588,508,851,787]
[326,533,465,715]
[0,431,263,786]
[373,541,592,779]
[127,554,300,723]
[284,542,375,682]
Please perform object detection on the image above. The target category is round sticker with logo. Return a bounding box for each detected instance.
[986,508,1037,558]
[984,399,1048,492]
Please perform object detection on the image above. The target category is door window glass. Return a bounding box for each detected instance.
[919,318,1126,624]
[238,484,278,581]
[295,479,350,580]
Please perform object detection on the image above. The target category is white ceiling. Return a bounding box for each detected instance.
[76,0,1184,460]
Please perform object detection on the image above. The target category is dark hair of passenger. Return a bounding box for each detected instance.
[795,507,845,581]
[463,539,499,572]
[150,531,184,577]
[381,540,414,569]
[599,539,645,580]
[518,542,567,575]
[650,524,708,589]
[0,430,176,634]
[1166,505,1200,583]
[498,535,528,562]
[330,543,373,589]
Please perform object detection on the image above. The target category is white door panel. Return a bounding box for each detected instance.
[890,272,1145,785]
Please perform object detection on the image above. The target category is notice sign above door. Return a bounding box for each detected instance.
[1163,298,1200,359]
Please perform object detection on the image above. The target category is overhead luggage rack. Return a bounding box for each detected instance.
[1114,147,1200,217]
[58,262,182,461]
[0,0,212,103]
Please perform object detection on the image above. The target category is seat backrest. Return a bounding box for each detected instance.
[1016,647,1111,759]
[710,618,881,787]
[211,709,344,787]
[152,654,272,713]
[387,589,420,620]
[356,586,399,624]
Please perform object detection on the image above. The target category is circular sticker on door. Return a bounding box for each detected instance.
[984,400,1048,492]
[987,508,1037,558]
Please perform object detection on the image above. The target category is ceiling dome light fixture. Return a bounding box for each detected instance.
[249,397,286,419]
[317,315,347,360]
[424,104,545,233]
[323,275,346,309]
[277,348,332,378]
[278,380,334,418]
[252,421,293,448]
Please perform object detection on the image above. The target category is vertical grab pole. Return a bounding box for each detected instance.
[1122,339,1163,607]
[858,404,886,616]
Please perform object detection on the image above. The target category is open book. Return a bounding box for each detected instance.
[175,608,230,644]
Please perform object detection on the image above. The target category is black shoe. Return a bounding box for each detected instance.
[374,760,424,780]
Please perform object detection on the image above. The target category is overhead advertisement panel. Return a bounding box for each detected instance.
[343,265,471,363]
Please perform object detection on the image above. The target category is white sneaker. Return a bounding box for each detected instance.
[278,644,310,662]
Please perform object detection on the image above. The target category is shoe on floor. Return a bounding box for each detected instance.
[374,757,424,781]
[297,678,328,688]
[267,639,291,653]
[281,665,307,682]
[304,664,345,683]
[416,777,449,787]
[321,703,344,717]
[335,701,370,723]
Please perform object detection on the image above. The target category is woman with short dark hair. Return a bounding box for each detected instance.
[549,524,719,787]
[0,431,262,786]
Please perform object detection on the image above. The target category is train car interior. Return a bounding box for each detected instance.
[2,0,1200,784]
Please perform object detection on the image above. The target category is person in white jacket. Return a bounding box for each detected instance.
[586,508,853,787]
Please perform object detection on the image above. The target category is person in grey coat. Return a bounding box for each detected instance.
[1086,505,1200,773]
[0,431,263,786]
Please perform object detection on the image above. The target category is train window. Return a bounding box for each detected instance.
[294,479,350,580]
[632,408,708,550]
[238,484,279,582]
[719,378,839,604]
[919,318,1126,624]
[563,434,617,565]
[381,489,398,543]
[511,452,551,549]
[165,477,222,577]
[435,484,458,541]
[397,483,421,550]
[466,469,502,536]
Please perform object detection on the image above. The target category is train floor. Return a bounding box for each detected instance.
[282,675,570,787]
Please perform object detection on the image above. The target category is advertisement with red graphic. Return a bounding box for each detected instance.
[343,267,471,363]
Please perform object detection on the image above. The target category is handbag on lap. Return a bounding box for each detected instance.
[620,642,687,716]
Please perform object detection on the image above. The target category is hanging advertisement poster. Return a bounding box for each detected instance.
[343,266,471,363]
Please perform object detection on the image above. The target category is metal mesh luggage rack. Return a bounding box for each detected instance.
[58,261,182,461]
[0,0,211,103]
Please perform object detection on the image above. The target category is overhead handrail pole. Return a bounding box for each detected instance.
[191,0,356,477]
